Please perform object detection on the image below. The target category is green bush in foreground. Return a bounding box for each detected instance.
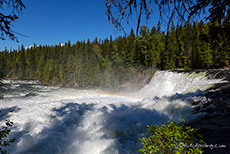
[0,120,15,154]
[139,120,204,154]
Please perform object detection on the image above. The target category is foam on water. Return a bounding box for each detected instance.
[137,71,224,98]
[0,71,226,154]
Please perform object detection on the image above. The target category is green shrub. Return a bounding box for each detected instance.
[0,71,5,86]
[0,120,15,154]
[139,119,204,154]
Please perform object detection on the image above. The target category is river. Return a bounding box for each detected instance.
[0,70,228,154]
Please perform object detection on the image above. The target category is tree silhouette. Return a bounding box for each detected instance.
[105,0,230,34]
[0,0,25,42]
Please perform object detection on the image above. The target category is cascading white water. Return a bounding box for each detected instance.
[137,71,223,98]
[0,71,226,154]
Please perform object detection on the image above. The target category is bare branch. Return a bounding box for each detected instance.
[0,0,25,41]
[136,0,143,35]
[119,0,134,20]
[105,0,230,34]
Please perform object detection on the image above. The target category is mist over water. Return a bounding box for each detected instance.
[0,71,226,154]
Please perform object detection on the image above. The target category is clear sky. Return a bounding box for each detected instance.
[0,0,161,51]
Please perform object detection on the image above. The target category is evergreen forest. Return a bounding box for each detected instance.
[0,20,230,87]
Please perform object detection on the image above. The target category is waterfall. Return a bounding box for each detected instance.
[0,70,228,154]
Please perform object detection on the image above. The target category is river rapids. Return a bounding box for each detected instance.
[0,70,228,154]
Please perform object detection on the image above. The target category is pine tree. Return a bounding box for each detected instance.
[167,21,176,69]
[137,25,151,67]
[126,28,136,66]
[0,48,8,75]
[112,36,125,66]
[108,35,114,61]
[18,45,26,78]
[149,26,164,68]
[157,21,161,33]
[199,21,213,68]
[181,22,192,68]
[66,55,76,86]
[36,46,45,80]
[191,21,201,69]
[175,24,186,68]
[43,59,54,85]
[161,31,170,69]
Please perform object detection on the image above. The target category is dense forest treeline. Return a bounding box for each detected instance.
[0,20,230,87]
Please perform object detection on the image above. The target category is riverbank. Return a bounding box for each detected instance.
[185,69,230,154]
[191,87,230,153]
[2,69,230,153]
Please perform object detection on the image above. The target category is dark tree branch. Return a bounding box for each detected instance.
[0,0,25,42]
[137,0,143,35]
[105,0,230,34]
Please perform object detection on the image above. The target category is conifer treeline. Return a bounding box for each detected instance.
[0,20,229,87]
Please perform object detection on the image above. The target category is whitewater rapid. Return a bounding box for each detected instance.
[0,71,226,154]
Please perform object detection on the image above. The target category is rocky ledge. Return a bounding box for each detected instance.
[187,69,230,154]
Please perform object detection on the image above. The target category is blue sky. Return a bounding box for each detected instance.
[0,0,161,51]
